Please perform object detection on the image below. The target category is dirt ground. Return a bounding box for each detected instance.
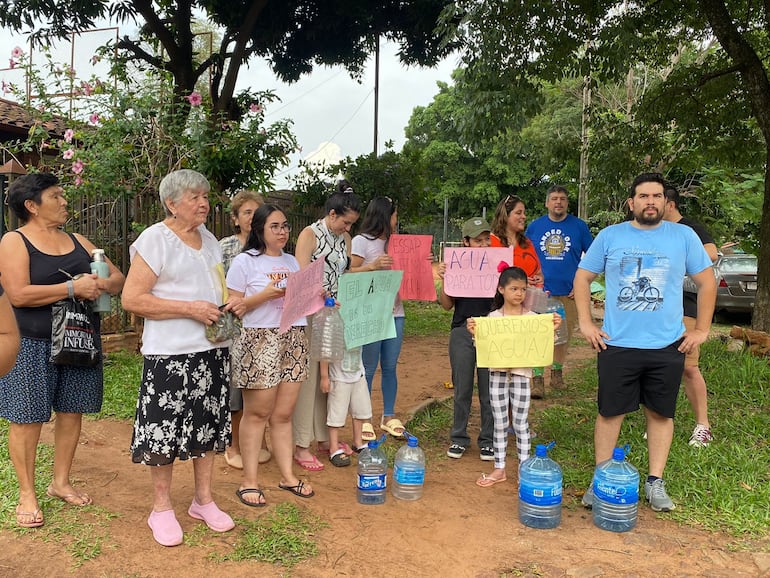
[1,333,769,577]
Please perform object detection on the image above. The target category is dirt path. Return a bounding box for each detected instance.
[1,334,768,577]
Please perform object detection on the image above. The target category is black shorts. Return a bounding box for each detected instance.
[596,341,684,419]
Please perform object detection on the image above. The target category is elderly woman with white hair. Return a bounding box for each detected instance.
[122,169,238,546]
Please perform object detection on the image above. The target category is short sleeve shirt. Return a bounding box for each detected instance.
[578,221,712,349]
[129,222,225,355]
[227,250,306,329]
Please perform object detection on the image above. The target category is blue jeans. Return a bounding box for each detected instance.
[362,316,405,418]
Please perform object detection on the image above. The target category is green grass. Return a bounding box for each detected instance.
[0,421,117,568]
[403,300,452,337]
[219,502,327,568]
[411,336,770,543]
[97,350,143,420]
[4,307,768,568]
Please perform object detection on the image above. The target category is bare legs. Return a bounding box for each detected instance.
[240,382,310,503]
[683,366,710,429]
[9,412,91,520]
[593,409,673,478]
[8,421,44,516]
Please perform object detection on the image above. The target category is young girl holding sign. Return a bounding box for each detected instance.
[467,265,561,487]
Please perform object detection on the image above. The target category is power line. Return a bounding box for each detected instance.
[274,87,375,179]
[265,70,345,117]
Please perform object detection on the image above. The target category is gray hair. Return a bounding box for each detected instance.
[159,169,211,216]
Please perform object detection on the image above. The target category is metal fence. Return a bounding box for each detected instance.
[59,191,318,334]
[1,185,455,334]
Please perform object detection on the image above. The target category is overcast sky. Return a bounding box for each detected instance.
[0,26,458,188]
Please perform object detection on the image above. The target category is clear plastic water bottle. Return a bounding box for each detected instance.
[392,434,425,501]
[310,297,345,362]
[518,442,562,529]
[592,447,639,532]
[357,436,387,505]
[545,293,568,345]
[524,287,549,313]
[90,249,111,313]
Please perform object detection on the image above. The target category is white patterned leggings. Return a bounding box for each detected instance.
[489,370,531,469]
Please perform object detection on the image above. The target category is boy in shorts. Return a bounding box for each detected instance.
[320,346,375,467]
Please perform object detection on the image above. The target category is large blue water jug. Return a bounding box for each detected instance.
[592,447,639,532]
[518,443,562,528]
[392,435,425,501]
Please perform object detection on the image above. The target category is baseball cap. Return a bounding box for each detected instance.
[461,217,491,239]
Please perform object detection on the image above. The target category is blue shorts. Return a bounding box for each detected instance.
[0,337,103,423]
[596,340,684,419]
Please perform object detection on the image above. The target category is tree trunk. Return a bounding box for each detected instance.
[698,0,770,332]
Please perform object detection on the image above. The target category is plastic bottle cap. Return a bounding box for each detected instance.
[324,297,336,307]
[535,444,547,457]
[612,447,626,461]
[406,435,418,447]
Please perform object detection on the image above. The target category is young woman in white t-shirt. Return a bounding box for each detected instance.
[350,196,406,438]
[226,205,312,505]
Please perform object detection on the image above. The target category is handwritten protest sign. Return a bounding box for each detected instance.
[387,234,435,301]
[474,314,555,368]
[279,258,325,333]
[338,270,403,348]
[443,247,511,298]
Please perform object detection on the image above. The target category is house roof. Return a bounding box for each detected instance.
[0,97,68,138]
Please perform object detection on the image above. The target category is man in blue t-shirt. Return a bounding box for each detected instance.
[526,185,593,395]
[574,173,716,513]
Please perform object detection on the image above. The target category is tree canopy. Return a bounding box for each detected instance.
[1,0,458,120]
[442,0,770,330]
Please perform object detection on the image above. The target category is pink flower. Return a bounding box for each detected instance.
[1,80,8,95]
[74,176,83,186]
[72,159,85,175]
[11,46,24,59]
[82,82,93,96]
[91,55,101,65]
[89,113,99,125]
[186,91,202,106]
[64,128,75,143]
[249,103,263,114]
[62,148,75,160]
[9,59,16,69]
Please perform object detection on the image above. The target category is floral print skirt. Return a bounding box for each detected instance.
[131,347,231,466]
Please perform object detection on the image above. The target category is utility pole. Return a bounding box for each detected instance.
[578,72,590,220]
[373,35,380,156]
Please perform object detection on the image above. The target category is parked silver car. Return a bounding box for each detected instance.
[714,254,757,314]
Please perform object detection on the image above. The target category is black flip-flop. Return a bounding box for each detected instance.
[236,487,266,507]
[329,451,351,467]
[278,480,315,498]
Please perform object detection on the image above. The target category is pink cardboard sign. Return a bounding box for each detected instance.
[279,257,325,333]
[388,234,436,301]
[443,247,512,298]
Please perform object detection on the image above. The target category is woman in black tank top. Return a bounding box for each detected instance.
[0,173,124,528]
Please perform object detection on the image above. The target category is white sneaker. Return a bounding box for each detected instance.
[688,424,713,447]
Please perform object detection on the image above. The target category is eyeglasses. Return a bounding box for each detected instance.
[269,223,291,233]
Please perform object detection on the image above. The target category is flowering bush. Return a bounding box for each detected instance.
[3,46,298,201]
